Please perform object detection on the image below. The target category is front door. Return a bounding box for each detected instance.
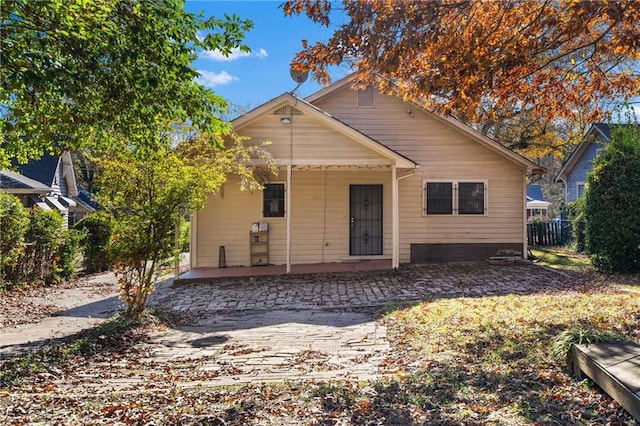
[349,184,383,255]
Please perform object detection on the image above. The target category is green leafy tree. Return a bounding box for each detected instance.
[0,193,29,285]
[585,122,640,272]
[96,135,273,317]
[74,211,113,273]
[1,0,252,166]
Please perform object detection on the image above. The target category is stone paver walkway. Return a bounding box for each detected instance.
[142,261,576,385]
[1,261,578,387]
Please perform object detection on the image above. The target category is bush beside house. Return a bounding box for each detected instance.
[585,124,640,273]
[0,193,82,289]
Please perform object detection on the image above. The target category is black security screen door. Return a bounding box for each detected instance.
[349,185,383,255]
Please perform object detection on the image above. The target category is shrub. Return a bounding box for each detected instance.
[567,197,586,253]
[0,193,29,287]
[179,219,190,252]
[585,123,640,272]
[20,208,65,284]
[74,212,112,273]
[56,229,84,281]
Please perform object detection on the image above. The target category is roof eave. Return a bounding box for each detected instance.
[232,93,418,169]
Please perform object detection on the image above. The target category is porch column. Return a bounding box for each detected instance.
[522,174,528,260]
[286,164,292,273]
[190,211,198,269]
[392,163,399,269]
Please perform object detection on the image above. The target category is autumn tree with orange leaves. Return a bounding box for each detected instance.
[283,0,640,157]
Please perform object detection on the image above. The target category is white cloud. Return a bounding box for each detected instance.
[196,70,238,87]
[200,47,268,62]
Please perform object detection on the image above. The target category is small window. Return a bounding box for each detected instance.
[458,182,485,214]
[576,182,585,198]
[426,182,453,214]
[357,86,375,107]
[263,183,285,218]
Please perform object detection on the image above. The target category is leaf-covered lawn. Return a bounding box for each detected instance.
[1,260,639,424]
[381,286,639,424]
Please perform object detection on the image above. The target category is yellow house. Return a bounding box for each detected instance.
[191,76,543,272]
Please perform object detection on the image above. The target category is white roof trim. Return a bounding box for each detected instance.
[555,124,609,182]
[45,196,68,212]
[58,196,77,208]
[232,93,417,169]
[29,196,51,210]
[304,73,543,175]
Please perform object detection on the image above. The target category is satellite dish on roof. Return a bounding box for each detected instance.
[290,68,309,84]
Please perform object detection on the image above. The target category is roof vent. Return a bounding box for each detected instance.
[357,86,375,107]
[273,106,303,116]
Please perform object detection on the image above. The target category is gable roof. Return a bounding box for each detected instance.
[16,152,60,186]
[526,184,545,202]
[555,123,611,182]
[555,123,639,182]
[0,170,52,194]
[12,151,78,197]
[232,92,418,169]
[306,74,543,175]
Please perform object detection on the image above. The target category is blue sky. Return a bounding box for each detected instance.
[185,1,349,113]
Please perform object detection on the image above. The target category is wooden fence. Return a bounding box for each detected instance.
[527,221,571,246]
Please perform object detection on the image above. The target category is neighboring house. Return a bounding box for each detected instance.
[526,183,550,221]
[0,152,95,227]
[555,123,613,204]
[191,75,543,271]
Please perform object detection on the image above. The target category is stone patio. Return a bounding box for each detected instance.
[142,261,577,385]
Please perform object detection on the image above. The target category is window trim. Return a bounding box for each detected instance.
[422,179,488,216]
[576,181,585,199]
[262,182,286,219]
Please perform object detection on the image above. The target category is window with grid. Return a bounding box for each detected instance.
[424,181,486,215]
[458,182,485,214]
[263,183,285,217]
[425,182,453,214]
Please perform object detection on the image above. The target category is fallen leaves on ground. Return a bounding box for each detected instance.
[1,267,638,424]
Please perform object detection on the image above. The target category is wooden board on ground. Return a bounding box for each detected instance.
[569,341,640,421]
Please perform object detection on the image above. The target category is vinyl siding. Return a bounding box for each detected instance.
[565,139,606,203]
[195,84,530,267]
[238,112,387,164]
[315,85,526,262]
[195,170,392,267]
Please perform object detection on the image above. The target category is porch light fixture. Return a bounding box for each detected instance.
[280,117,292,124]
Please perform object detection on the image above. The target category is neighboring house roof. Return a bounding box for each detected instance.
[526,183,550,209]
[306,73,544,176]
[555,122,639,183]
[16,153,60,186]
[14,151,78,197]
[555,123,612,183]
[526,184,545,202]
[0,170,52,194]
[232,92,418,169]
[75,187,99,212]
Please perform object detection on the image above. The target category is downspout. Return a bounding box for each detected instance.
[523,172,528,260]
[557,177,568,205]
[286,163,292,273]
[393,167,417,269]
